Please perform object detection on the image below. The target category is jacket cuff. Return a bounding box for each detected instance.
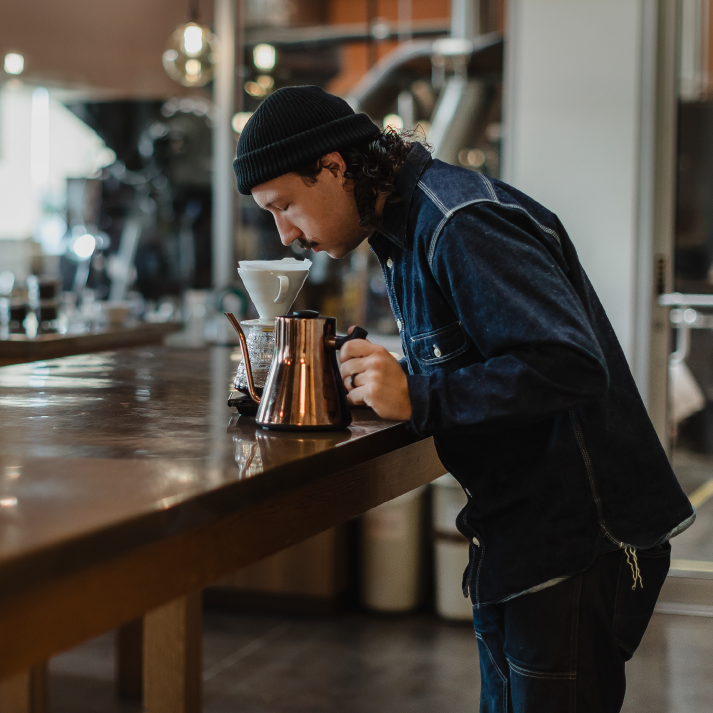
[407,374,434,436]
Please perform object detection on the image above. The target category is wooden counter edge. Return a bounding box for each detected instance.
[0,437,445,678]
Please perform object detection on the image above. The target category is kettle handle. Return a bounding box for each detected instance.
[326,326,369,350]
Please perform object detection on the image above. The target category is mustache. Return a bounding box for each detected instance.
[296,237,318,250]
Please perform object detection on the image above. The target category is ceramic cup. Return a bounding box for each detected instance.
[100,300,131,327]
[238,258,311,325]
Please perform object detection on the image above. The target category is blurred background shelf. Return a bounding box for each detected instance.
[0,322,180,366]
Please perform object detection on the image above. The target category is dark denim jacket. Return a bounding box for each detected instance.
[370,143,695,608]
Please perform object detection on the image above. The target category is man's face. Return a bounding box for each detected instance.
[251,152,370,259]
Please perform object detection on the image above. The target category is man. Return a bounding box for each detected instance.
[233,86,694,712]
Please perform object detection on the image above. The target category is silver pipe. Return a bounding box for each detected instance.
[398,0,412,42]
[451,0,479,40]
[659,293,713,307]
[346,33,501,113]
[671,324,690,364]
[212,0,236,290]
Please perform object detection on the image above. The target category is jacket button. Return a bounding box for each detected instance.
[387,258,393,268]
[472,537,480,546]
[433,345,441,357]
[396,319,402,330]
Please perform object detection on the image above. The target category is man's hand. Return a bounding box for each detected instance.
[338,334,411,421]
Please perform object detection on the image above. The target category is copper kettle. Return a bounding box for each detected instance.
[225,311,367,430]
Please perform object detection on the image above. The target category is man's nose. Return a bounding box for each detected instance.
[276,216,302,247]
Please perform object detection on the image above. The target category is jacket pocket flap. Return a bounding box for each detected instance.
[410,321,469,365]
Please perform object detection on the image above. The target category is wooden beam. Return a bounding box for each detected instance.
[116,619,143,700]
[144,593,202,713]
[0,664,48,713]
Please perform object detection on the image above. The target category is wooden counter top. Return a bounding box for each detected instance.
[0,346,444,678]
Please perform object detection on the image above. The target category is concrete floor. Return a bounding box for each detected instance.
[48,607,713,713]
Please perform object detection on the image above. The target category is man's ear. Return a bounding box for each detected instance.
[320,151,347,180]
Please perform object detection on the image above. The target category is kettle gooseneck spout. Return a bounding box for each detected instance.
[224,313,261,404]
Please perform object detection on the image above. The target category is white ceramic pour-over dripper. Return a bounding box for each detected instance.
[238,258,311,325]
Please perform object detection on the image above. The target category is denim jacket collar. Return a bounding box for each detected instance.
[375,142,432,249]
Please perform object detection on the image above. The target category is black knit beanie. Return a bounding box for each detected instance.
[233,86,380,195]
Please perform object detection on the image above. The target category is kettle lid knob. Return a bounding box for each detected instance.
[291,310,320,318]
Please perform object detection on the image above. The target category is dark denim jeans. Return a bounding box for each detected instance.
[472,543,671,712]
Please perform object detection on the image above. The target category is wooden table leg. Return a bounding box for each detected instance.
[143,592,202,713]
[0,664,48,713]
[116,618,143,699]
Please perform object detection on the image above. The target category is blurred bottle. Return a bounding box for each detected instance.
[27,276,62,335]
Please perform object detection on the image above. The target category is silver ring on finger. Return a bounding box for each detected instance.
[349,373,357,390]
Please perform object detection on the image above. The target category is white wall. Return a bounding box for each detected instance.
[503,0,646,364]
[0,85,113,241]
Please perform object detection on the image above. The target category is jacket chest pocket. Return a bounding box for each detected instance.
[410,321,470,369]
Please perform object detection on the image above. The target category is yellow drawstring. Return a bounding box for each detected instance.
[625,546,643,590]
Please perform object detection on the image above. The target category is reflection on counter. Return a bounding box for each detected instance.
[229,412,356,478]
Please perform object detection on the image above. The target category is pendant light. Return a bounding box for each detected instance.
[162,0,218,88]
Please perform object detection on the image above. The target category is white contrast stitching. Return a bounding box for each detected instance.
[498,576,570,603]
[413,340,469,366]
[499,202,562,242]
[508,661,576,681]
[479,172,498,201]
[475,539,485,607]
[417,181,449,215]
[426,198,492,266]
[410,320,463,341]
[419,175,563,268]
[475,632,509,712]
[478,174,561,243]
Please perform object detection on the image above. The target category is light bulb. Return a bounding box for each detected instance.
[70,233,96,260]
[232,112,253,134]
[383,114,404,131]
[4,53,24,75]
[163,23,217,88]
[244,81,266,98]
[183,24,204,57]
[253,44,276,71]
[185,59,201,77]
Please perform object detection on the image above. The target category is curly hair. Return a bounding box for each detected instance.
[293,128,421,230]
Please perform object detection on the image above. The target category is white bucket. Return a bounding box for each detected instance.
[432,474,472,621]
[432,473,466,534]
[361,486,426,612]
